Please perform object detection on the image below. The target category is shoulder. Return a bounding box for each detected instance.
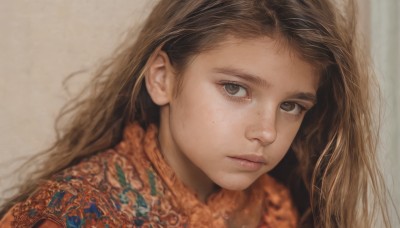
[1,177,128,227]
[0,150,134,227]
[259,174,299,228]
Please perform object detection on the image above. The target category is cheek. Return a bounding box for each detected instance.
[174,84,242,128]
[270,121,302,163]
[170,86,247,155]
[169,88,219,140]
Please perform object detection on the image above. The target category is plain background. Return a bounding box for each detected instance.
[0,0,399,224]
[0,0,156,198]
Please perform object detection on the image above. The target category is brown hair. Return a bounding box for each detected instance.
[1,0,391,227]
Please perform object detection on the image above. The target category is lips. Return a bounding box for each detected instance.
[227,154,267,171]
[228,154,266,164]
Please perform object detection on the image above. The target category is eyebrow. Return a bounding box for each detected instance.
[214,66,317,104]
[290,92,317,104]
[213,67,271,87]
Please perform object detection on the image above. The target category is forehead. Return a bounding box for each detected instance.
[190,35,319,72]
[183,35,320,92]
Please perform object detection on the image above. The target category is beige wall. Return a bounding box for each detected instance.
[370,0,400,224]
[0,0,155,196]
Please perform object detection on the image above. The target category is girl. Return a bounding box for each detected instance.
[0,0,391,227]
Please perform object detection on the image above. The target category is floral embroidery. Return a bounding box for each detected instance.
[2,123,298,227]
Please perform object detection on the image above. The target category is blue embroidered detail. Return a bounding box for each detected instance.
[66,215,82,228]
[111,195,122,210]
[84,203,103,218]
[134,218,145,226]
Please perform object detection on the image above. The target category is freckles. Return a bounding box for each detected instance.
[199,100,227,123]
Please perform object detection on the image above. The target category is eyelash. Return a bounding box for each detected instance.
[220,81,250,100]
[280,102,308,116]
[219,81,310,116]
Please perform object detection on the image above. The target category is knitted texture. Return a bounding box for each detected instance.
[0,123,298,227]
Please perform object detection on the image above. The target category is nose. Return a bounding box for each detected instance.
[245,109,277,146]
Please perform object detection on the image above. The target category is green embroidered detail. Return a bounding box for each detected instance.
[48,190,66,209]
[66,195,77,205]
[115,163,128,188]
[147,170,157,196]
[64,175,73,182]
[136,192,147,209]
[130,189,148,218]
[118,192,129,204]
[115,163,149,218]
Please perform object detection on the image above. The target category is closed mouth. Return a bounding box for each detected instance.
[227,154,266,164]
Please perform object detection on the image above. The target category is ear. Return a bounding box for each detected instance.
[145,50,174,106]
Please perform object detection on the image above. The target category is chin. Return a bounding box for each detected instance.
[213,175,257,191]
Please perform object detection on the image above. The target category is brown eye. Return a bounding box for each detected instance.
[224,84,240,94]
[280,102,296,111]
[280,102,304,115]
[223,83,247,97]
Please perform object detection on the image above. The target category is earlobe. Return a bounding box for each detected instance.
[145,50,174,106]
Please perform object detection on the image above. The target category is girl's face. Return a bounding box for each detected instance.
[154,36,319,196]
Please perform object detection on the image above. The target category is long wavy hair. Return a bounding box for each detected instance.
[1,0,390,227]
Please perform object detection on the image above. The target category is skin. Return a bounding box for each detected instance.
[145,36,319,202]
